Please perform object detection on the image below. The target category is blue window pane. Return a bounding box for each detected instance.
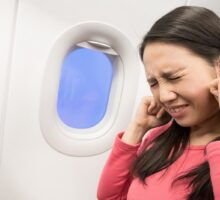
[57,47,113,129]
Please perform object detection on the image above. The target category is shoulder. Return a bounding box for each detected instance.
[137,120,173,155]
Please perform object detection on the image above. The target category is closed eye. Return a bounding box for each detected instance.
[168,76,181,80]
[149,77,181,87]
[149,82,158,87]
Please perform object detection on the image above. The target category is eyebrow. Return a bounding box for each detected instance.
[147,68,185,83]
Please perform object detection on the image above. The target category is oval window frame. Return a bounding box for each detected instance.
[39,21,139,156]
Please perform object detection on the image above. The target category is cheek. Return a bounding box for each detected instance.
[181,81,217,110]
[181,82,207,101]
[182,84,203,97]
[179,76,211,99]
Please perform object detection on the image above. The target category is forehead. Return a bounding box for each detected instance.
[143,42,194,75]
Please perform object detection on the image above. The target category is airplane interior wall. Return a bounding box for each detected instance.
[0,0,219,199]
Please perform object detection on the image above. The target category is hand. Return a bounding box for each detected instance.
[209,61,220,107]
[134,96,171,130]
[122,96,171,144]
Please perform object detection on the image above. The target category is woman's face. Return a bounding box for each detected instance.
[143,42,219,127]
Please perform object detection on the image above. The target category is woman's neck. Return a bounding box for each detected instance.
[190,112,220,145]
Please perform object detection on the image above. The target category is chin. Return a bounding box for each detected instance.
[173,118,193,128]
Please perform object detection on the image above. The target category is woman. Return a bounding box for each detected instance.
[97,6,220,200]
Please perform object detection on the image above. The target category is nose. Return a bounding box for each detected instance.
[159,85,177,103]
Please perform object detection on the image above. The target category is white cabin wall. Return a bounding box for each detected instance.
[0,0,17,161]
[188,0,220,16]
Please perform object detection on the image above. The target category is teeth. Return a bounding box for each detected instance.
[170,108,181,113]
[169,106,186,113]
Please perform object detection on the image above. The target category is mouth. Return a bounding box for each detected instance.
[166,105,188,118]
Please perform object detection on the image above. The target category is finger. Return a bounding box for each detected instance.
[210,87,218,97]
[150,104,162,116]
[156,108,172,123]
[147,100,157,113]
[210,87,219,103]
[215,61,220,105]
[208,78,220,88]
[156,107,165,119]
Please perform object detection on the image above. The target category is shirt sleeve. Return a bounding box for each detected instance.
[97,132,141,200]
[206,141,220,200]
[97,121,172,200]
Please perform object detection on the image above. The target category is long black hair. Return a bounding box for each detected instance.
[132,6,220,200]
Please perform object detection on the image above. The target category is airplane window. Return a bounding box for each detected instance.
[57,47,113,129]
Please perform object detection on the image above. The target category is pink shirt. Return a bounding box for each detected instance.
[97,123,220,200]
